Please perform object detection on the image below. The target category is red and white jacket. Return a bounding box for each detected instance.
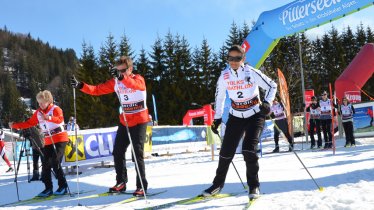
[80,74,149,127]
[214,64,277,119]
[11,104,68,146]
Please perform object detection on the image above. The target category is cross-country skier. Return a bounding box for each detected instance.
[71,56,149,197]
[203,45,277,199]
[270,97,294,152]
[0,129,14,173]
[339,96,356,147]
[10,90,69,197]
[306,96,323,149]
[319,91,334,148]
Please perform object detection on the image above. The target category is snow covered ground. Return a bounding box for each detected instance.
[1,135,374,210]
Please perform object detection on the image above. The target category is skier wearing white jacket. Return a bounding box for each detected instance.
[203,45,277,199]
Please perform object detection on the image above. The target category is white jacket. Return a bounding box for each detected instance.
[214,64,277,119]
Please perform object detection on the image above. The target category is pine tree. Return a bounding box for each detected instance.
[96,34,120,127]
[119,32,135,60]
[226,21,240,48]
[355,23,367,51]
[366,26,374,43]
[0,73,28,124]
[239,21,250,44]
[341,26,356,66]
[75,42,101,128]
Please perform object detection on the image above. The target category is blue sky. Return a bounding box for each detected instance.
[1,0,373,58]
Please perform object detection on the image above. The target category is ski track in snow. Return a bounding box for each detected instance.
[1,136,374,210]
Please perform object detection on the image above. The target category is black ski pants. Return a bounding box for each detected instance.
[343,121,355,145]
[113,123,148,190]
[320,119,332,146]
[273,118,293,146]
[309,119,322,147]
[212,113,265,189]
[42,142,67,190]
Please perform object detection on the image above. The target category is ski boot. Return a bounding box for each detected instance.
[272,146,279,153]
[202,184,223,197]
[37,188,53,197]
[248,187,260,200]
[133,188,146,197]
[109,182,126,193]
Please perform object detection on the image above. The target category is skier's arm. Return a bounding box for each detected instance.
[80,79,116,96]
[11,112,39,130]
[252,68,277,103]
[213,73,226,119]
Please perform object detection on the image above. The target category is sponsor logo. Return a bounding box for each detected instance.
[280,0,342,25]
[344,91,361,103]
[241,40,250,53]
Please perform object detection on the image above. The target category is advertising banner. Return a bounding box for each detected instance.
[242,0,373,68]
[64,126,153,163]
[352,101,374,137]
[344,91,361,103]
[151,126,206,145]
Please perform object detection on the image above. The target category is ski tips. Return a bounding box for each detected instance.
[318,187,324,192]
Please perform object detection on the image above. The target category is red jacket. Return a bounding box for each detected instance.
[11,104,68,146]
[367,109,373,117]
[80,74,149,127]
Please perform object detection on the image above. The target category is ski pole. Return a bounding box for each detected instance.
[115,78,148,203]
[73,86,82,205]
[10,128,20,201]
[217,133,247,190]
[273,121,324,191]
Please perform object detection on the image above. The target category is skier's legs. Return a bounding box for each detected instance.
[309,120,316,146]
[41,146,53,190]
[51,142,67,188]
[273,121,280,147]
[113,124,130,184]
[326,119,332,145]
[315,120,322,147]
[242,113,265,189]
[129,123,148,190]
[32,148,40,171]
[2,154,12,167]
[212,115,246,187]
[320,120,328,146]
[278,118,293,145]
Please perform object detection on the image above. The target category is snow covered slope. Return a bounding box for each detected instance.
[1,136,374,210]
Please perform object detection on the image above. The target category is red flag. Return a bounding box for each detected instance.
[277,68,292,135]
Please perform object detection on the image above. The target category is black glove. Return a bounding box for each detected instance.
[211,118,222,135]
[70,75,83,89]
[259,101,271,116]
[109,67,124,80]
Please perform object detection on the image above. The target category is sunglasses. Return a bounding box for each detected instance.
[119,67,129,73]
[227,56,243,62]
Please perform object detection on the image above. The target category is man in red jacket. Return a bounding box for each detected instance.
[71,56,149,197]
[10,90,69,197]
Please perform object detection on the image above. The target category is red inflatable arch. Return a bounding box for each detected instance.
[335,43,374,102]
[183,104,214,126]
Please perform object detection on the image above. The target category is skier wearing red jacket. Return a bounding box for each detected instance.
[0,129,14,173]
[10,90,69,197]
[71,56,149,197]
